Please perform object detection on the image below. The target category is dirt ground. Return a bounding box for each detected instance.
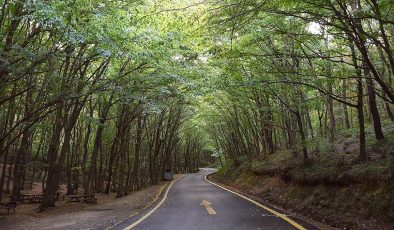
[210,173,394,230]
[0,181,170,230]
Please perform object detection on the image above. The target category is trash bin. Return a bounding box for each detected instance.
[164,169,173,181]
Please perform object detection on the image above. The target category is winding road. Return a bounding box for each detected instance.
[113,168,317,230]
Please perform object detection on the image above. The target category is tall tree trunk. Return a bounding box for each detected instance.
[40,99,84,210]
[82,101,94,194]
[349,38,366,159]
[363,60,384,140]
[357,79,366,160]
[40,108,63,210]
[131,115,144,191]
[342,79,351,129]
[12,84,33,201]
[295,111,308,162]
[327,90,336,142]
[87,96,112,195]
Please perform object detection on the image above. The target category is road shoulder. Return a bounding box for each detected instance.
[112,174,186,230]
[206,172,336,230]
[0,178,181,230]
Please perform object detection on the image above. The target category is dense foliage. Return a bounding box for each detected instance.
[0,0,207,210]
[204,0,394,165]
[0,0,393,215]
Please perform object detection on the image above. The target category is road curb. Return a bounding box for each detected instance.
[121,174,185,230]
[107,183,166,230]
[204,171,307,230]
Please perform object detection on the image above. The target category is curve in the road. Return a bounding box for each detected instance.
[116,169,314,230]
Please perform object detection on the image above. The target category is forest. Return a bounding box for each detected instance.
[0,0,393,229]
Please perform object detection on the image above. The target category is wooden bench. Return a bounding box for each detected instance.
[0,201,17,214]
[65,195,97,203]
[83,196,97,203]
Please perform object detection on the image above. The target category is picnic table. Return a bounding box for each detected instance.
[18,193,43,204]
[0,201,17,214]
[18,190,62,204]
[65,194,97,203]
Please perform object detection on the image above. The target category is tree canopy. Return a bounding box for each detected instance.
[0,0,393,211]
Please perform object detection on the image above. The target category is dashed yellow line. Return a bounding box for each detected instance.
[204,173,306,230]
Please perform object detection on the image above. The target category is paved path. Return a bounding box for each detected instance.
[114,168,316,230]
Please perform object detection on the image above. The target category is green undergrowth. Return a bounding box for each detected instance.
[252,126,394,187]
[215,160,394,226]
[213,129,394,227]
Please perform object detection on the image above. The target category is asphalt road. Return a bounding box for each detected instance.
[114,168,316,230]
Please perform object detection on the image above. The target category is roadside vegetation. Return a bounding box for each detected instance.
[210,103,394,228]
[203,0,394,229]
[1,0,394,229]
[0,0,208,212]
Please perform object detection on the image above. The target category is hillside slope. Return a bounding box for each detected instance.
[211,136,394,229]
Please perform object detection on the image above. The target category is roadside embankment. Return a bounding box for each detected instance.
[210,152,394,230]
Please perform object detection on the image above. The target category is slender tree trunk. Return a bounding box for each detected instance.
[385,101,394,122]
[0,148,9,201]
[342,79,351,129]
[82,102,94,194]
[131,115,144,191]
[12,86,33,201]
[295,111,308,161]
[87,97,112,195]
[327,93,335,142]
[362,58,385,140]
[349,38,366,159]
